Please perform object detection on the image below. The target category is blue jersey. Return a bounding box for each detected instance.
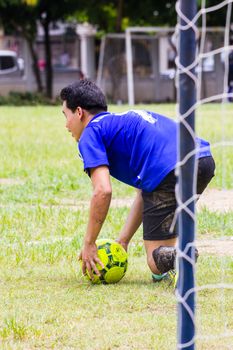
[78,110,211,192]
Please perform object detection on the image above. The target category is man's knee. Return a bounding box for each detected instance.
[152,246,176,274]
[144,238,177,274]
[152,245,199,274]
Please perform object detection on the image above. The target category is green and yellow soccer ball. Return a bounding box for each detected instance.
[85,239,128,284]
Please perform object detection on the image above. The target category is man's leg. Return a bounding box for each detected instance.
[142,156,215,282]
[142,170,178,280]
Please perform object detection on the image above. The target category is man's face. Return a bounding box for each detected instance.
[62,101,83,141]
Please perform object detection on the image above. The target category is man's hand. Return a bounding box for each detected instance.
[79,166,111,280]
[79,242,104,280]
[115,239,128,252]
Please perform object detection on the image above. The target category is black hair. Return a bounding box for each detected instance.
[60,79,108,114]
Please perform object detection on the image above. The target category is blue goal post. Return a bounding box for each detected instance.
[177,1,197,349]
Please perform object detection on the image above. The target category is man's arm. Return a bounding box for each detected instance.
[116,189,143,251]
[79,165,112,278]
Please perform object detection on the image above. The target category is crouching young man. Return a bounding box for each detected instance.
[60,79,215,283]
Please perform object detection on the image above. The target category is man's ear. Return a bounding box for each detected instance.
[75,106,85,120]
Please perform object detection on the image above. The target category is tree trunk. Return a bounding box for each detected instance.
[27,38,43,93]
[41,15,53,99]
[116,0,124,32]
[9,21,43,94]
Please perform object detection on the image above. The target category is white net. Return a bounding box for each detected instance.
[97,30,176,104]
[97,26,233,106]
[175,0,233,349]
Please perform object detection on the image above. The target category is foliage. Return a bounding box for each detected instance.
[37,0,80,22]
[197,0,233,27]
[72,1,178,33]
[124,1,177,27]
[0,0,37,37]
[0,0,79,31]
[0,91,60,106]
[71,0,232,33]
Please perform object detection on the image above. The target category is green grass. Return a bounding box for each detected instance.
[0,104,233,205]
[0,104,233,349]
[198,208,233,238]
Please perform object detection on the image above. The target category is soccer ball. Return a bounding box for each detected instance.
[85,239,128,284]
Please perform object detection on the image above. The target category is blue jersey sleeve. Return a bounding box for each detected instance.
[78,126,109,171]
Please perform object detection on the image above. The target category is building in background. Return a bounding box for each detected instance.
[97,27,233,104]
[0,24,232,102]
[0,22,96,97]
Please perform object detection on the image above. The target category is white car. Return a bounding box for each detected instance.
[0,49,24,76]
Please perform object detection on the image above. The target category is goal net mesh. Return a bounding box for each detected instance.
[175,0,233,349]
[96,2,233,348]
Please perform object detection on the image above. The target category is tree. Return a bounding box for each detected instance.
[36,0,81,98]
[73,1,232,33]
[72,1,177,33]
[0,0,82,98]
[0,0,43,93]
[197,0,233,27]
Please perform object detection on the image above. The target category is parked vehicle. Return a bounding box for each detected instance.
[0,50,24,76]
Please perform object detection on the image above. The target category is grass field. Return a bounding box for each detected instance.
[0,104,233,349]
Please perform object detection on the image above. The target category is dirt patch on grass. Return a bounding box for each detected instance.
[32,189,233,212]
[111,189,233,212]
[0,178,24,185]
[197,189,233,212]
[57,197,134,209]
[197,238,233,257]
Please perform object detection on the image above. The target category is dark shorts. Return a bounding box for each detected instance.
[142,156,216,241]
